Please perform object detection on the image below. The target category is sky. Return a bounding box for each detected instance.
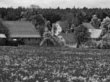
[0,0,110,8]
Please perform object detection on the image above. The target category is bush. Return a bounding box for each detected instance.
[97,41,110,49]
[0,19,9,36]
[43,12,61,23]
[83,40,97,49]
[74,24,90,48]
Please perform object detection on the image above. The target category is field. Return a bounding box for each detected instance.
[0,46,110,82]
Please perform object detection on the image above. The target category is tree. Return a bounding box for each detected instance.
[31,14,46,37]
[43,12,61,23]
[0,19,9,36]
[90,15,101,29]
[101,16,110,30]
[74,24,90,48]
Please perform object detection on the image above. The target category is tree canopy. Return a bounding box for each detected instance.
[74,24,90,48]
[0,19,9,36]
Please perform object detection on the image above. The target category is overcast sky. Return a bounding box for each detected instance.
[0,0,110,8]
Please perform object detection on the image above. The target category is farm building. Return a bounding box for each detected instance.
[83,22,103,39]
[2,21,41,46]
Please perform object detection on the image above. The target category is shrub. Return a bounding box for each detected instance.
[74,24,90,48]
[0,19,9,36]
[97,41,110,49]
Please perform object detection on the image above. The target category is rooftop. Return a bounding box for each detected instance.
[3,21,41,38]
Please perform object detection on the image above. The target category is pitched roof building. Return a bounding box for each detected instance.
[83,22,102,39]
[3,21,41,38]
[2,21,41,45]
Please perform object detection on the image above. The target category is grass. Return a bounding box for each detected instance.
[0,46,110,82]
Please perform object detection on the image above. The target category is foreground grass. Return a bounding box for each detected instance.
[0,46,110,82]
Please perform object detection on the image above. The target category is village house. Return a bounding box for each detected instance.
[0,20,104,47]
[2,21,41,46]
[81,22,103,48]
[83,22,102,40]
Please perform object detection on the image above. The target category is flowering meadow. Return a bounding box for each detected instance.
[0,46,110,82]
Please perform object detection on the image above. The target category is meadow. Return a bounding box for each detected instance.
[0,46,110,82]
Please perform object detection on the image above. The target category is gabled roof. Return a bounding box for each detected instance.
[89,29,102,38]
[3,21,41,38]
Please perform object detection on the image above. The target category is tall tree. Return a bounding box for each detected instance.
[74,24,90,48]
[0,19,9,36]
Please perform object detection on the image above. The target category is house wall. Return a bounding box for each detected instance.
[6,38,41,46]
[0,38,6,45]
[22,38,41,45]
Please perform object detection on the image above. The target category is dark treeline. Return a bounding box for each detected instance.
[0,7,109,36]
[0,7,110,25]
[0,7,110,27]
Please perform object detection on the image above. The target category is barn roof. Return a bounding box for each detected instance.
[3,21,41,38]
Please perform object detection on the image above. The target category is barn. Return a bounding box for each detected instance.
[3,21,41,46]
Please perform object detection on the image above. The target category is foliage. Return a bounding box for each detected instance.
[0,19,9,36]
[74,24,90,48]
[83,40,97,49]
[1,7,110,25]
[1,7,110,38]
[21,9,46,36]
[30,13,45,28]
[90,15,101,29]
[43,11,61,23]
[97,41,110,49]
[100,16,110,31]
[3,7,23,20]
[0,46,110,82]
